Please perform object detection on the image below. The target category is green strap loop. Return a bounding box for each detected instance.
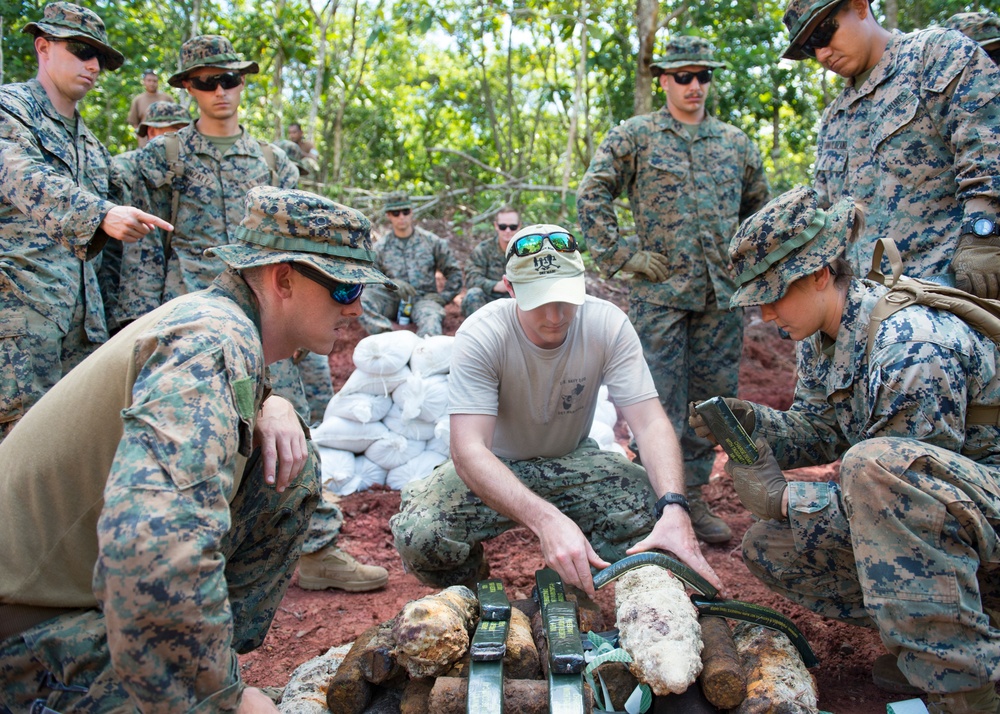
[734,208,828,286]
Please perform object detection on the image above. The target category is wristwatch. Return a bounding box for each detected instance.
[654,492,690,519]
[966,217,999,238]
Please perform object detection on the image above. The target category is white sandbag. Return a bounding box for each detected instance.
[316,446,363,496]
[408,335,455,377]
[604,441,628,457]
[589,420,617,449]
[594,395,619,429]
[323,391,393,424]
[352,330,420,375]
[393,373,449,422]
[386,449,450,490]
[311,415,388,452]
[425,434,450,457]
[365,432,427,471]
[434,415,451,442]
[383,403,437,441]
[354,455,389,490]
[338,365,411,397]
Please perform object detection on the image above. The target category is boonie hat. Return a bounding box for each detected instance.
[781,0,843,60]
[650,36,726,76]
[728,186,854,308]
[138,101,190,137]
[168,35,259,88]
[208,186,396,289]
[383,191,413,212]
[22,2,124,71]
[276,140,310,177]
[504,223,586,311]
[944,12,1000,51]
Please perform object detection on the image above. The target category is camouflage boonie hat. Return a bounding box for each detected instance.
[138,101,190,137]
[384,191,413,212]
[781,0,843,60]
[276,139,310,177]
[208,186,396,288]
[650,36,726,76]
[167,35,259,88]
[22,2,124,71]
[944,12,1000,51]
[729,186,854,308]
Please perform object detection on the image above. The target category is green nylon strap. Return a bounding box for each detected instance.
[232,226,377,263]
[734,208,828,286]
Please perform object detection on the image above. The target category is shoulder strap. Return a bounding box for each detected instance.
[258,140,278,186]
[866,238,1000,425]
[162,134,185,261]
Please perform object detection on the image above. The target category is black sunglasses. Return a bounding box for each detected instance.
[387,208,412,217]
[46,37,106,69]
[289,263,365,305]
[187,71,244,92]
[666,69,713,85]
[496,223,520,231]
[801,2,845,57]
[505,231,578,263]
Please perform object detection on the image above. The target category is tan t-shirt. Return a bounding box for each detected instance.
[448,295,656,460]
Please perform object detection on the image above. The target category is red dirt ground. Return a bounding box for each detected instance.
[238,275,906,713]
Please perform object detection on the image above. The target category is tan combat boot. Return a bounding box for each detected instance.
[687,486,732,544]
[927,684,1000,713]
[298,546,389,592]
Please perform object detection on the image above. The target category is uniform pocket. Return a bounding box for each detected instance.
[872,91,951,187]
[0,313,30,425]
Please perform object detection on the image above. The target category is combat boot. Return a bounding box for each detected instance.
[871,654,922,695]
[927,684,1000,713]
[687,486,732,544]
[298,546,388,592]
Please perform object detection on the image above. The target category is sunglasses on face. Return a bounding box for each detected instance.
[289,263,365,305]
[801,3,845,57]
[505,232,578,263]
[667,69,713,85]
[387,208,412,217]
[496,223,520,231]
[46,37,106,69]
[187,71,243,92]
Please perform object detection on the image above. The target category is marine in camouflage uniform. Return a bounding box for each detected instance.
[944,11,1000,64]
[577,35,769,544]
[0,187,394,713]
[461,207,520,317]
[0,3,171,442]
[359,192,463,337]
[782,0,1000,293]
[701,187,1000,713]
[391,224,723,598]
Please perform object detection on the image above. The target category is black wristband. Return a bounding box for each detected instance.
[654,492,690,519]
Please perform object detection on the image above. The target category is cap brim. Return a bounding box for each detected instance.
[206,244,396,289]
[510,276,586,311]
[782,0,842,60]
[168,60,259,88]
[23,22,125,70]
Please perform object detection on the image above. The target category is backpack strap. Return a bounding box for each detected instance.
[163,134,185,262]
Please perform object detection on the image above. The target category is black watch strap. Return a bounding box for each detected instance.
[967,217,999,237]
[654,492,690,519]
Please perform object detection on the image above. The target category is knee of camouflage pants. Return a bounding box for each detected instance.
[461,287,488,317]
[412,296,445,337]
[358,284,396,335]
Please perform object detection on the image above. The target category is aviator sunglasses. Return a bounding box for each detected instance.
[187,71,244,92]
[801,2,846,57]
[45,37,106,69]
[496,223,520,231]
[290,263,365,305]
[505,231,578,263]
[666,69,713,85]
[387,208,412,217]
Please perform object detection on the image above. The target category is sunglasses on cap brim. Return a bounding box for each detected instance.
[505,232,578,264]
[45,37,107,70]
[187,71,244,92]
[289,263,365,305]
[665,69,713,85]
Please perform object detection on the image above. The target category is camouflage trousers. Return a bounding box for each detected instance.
[0,448,320,714]
[629,301,742,489]
[390,439,656,587]
[743,437,1000,694]
[0,293,99,444]
[358,285,445,337]
[294,351,333,427]
[460,288,507,318]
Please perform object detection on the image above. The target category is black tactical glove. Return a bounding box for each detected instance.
[688,398,756,444]
[952,232,1000,299]
[724,437,787,521]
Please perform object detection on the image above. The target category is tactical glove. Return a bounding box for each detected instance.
[393,279,418,301]
[952,232,1000,299]
[623,251,670,283]
[688,398,756,443]
[724,437,787,521]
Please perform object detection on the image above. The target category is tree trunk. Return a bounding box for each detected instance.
[634,0,658,116]
[308,0,338,148]
[1,16,5,86]
[882,0,898,30]
[272,48,285,142]
[561,0,589,218]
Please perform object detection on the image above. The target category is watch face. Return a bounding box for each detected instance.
[974,218,996,237]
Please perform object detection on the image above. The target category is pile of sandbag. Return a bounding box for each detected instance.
[311,331,627,496]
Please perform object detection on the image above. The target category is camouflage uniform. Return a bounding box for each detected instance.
[361,226,463,337]
[461,235,509,317]
[0,4,126,441]
[0,186,392,712]
[577,36,769,504]
[728,187,1000,696]
[801,26,1000,283]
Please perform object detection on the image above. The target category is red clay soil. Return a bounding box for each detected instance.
[239,296,906,713]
